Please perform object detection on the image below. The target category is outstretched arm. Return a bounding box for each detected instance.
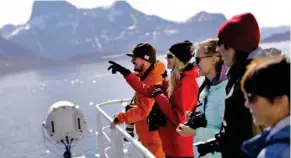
[125,73,167,96]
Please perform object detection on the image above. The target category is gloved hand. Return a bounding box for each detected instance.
[197,142,211,157]
[197,139,219,157]
[113,117,119,124]
[110,115,120,128]
[151,88,163,97]
[162,70,168,78]
[108,61,131,77]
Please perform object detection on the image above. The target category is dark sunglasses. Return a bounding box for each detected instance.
[195,55,213,64]
[247,93,258,103]
[166,53,174,59]
[217,40,223,46]
[195,54,222,64]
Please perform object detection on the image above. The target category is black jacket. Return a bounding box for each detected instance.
[216,59,256,158]
[198,48,274,158]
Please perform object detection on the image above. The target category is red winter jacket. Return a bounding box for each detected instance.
[125,67,199,157]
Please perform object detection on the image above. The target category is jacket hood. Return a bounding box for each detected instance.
[228,47,283,79]
[247,47,283,60]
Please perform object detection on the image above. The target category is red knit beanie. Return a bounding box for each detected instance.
[217,12,260,53]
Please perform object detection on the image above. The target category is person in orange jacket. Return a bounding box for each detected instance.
[108,43,166,158]
[108,41,199,158]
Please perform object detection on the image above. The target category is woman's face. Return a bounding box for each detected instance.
[216,44,235,67]
[166,51,175,70]
[196,47,218,76]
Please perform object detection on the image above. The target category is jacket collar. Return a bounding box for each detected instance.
[267,116,290,141]
[241,116,290,158]
[211,64,229,86]
[180,66,199,78]
[137,61,165,77]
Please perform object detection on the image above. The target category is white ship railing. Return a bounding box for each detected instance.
[95,99,155,158]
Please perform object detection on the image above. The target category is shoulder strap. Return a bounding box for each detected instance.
[195,78,211,112]
[130,95,136,104]
[198,79,208,98]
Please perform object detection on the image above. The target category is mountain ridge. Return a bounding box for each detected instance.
[0,1,289,60]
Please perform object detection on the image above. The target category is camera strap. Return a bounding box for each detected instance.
[196,78,211,113]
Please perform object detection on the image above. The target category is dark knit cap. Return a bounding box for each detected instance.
[126,43,156,63]
[169,40,194,64]
[217,12,260,53]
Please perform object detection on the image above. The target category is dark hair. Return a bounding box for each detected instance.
[218,39,252,66]
[241,56,290,102]
[233,51,250,66]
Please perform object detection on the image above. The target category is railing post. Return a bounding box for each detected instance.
[95,99,155,158]
[115,130,124,157]
[97,110,105,158]
[110,127,124,158]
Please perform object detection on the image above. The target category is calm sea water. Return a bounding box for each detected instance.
[0,41,289,158]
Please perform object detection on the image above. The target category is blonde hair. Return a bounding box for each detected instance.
[197,38,218,55]
[197,38,223,73]
[168,57,186,96]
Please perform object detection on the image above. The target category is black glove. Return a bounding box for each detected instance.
[125,104,135,112]
[151,88,163,97]
[108,61,131,77]
[162,70,168,78]
[113,116,119,124]
[197,139,219,157]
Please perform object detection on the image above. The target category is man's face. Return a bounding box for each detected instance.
[131,57,144,72]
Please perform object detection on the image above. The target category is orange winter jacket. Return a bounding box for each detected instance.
[115,62,166,158]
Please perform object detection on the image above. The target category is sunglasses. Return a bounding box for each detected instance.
[217,40,223,46]
[247,93,258,104]
[166,53,174,59]
[195,54,222,64]
[195,55,213,64]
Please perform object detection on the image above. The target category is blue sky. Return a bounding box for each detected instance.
[0,0,289,28]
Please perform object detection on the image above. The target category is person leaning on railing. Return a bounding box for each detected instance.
[108,43,166,158]
[108,40,200,158]
[240,56,290,158]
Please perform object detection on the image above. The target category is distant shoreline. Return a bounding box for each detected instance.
[0,53,133,77]
[0,59,102,77]
[1,41,289,77]
[261,39,290,44]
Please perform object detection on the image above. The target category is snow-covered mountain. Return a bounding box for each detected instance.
[0,1,288,60]
[0,1,226,59]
